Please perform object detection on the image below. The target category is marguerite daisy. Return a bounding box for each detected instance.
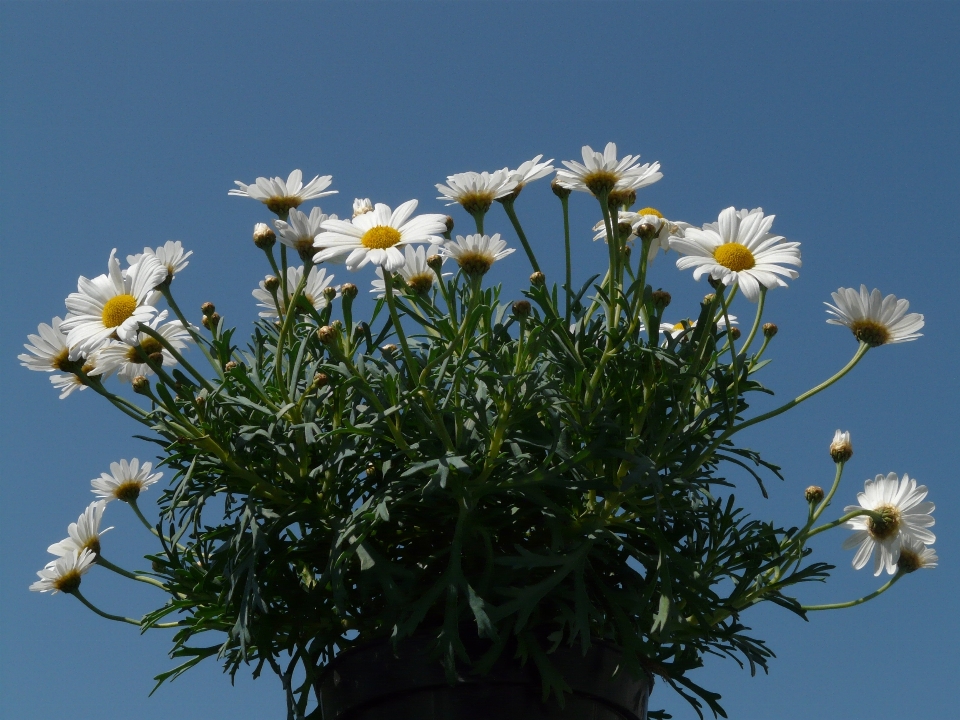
[503,155,555,197]
[47,501,111,558]
[371,245,447,296]
[824,286,924,347]
[91,458,162,503]
[314,200,447,272]
[274,207,337,261]
[89,310,194,382]
[660,315,737,341]
[842,472,935,576]
[436,170,517,215]
[60,249,167,353]
[593,208,690,262]
[555,142,661,197]
[252,265,335,318]
[228,169,336,215]
[353,198,374,217]
[897,536,938,573]
[670,207,801,302]
[29,548,96,594]
[440,234,515,276]
[19,317,77,372]
[127,241,192,283]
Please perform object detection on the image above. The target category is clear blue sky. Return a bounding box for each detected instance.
[2,2,958,718]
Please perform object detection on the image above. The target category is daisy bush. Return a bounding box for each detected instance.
[24,144,936,719]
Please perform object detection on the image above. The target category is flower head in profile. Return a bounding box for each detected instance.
[274,207,337,261]
[501,155,555,198]
[897,536,938,573]
[253,265,335,318]
[60,249,167,354]
[127,241,192,284]
[89,310,194,383]
[91,458,162,503]
[30,548,96,594]
[843,472,935,576]
[660,315,737,341]
[555,142,661,197]
[440,234,515,276]
[228,169,336,215]
[314,200,447,272]
[353,198,374,217]
[436,170,517,215]
[670,207,801,302]
[371,245,447,296]
[593,207,690,262]
[19,317,78,373]
[47,501,112,559]
[825,286,924,347]
[50,354,99,399]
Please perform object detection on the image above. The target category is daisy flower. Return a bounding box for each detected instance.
[842,472,935,576]
[670,206,801,302]
[313,200,447,272]
[30,548,96,594]
[660,315,737,341]
[89,310,194,382]
[436,170,517,215]
[252,265,335,318]
[503,155,555,196]
[824,286,924,347]
[555,142,661,197]
[440,234,515,276]
[371,245,447,296]
[228,169,336,216]
[593,208,690,261]
[274,207,337,261]
[60,249,167,354]
[127,241,192,283]
[829,429,853,463]
[50,371,89,399]
[91,458,162,503]
[897,536,938,573]
[47,501,112,558]
[353,198,374,217]
[19,317,77,372]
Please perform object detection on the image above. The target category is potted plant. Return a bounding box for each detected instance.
[24,146,936,719]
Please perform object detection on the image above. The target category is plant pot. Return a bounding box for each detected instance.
[316,632,651,720]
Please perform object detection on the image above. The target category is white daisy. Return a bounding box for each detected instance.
[252,265,335,318]
[371,245,447,296]
[91,458,162,503]
[228,169,336,215]
[47,501,112,558]
[89,310,194,382]
[126,241,192,283]
[19,317,78,372]
[670,207,801,302]
[842,472,935,576]
[829,429,853,463]
[504,155,555,193]
[313,200,447,272]
[824,286,924,347]
[274,207,338,261]
[660,315,737,341]
[436,170,517,214]
[60,249,167,354]
[592,207,691,261]
[50,372,89,399]
[440,234,515,276]
[897,536,938,573]
[353,198,374,217]
[555,142,661,197]
[30,548,96,594]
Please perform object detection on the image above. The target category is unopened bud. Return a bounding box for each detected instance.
[635,223,658,242]
[551,179,572,199]
[763,322,779,338]
[201,302,216,317]
[444,216,455,233]
[426,254,444,272]
[805,486,824,504]
[148,351,164,364]
[323,286,337,301]
[512,300,531,317]
[381,344,398,356]
[728,327,741,340]
[317,325,337,345]
[132,375,150,394]
[651,289,672,310]
[332,320,343,331]
[195,395,206,407]
[829,430,853,463]
[529,271,545,286]
[224,361,238,372]
[202,312,221,330]
[340,283,358,300]
[702,293,716,306]
[263,275,280,293]
[253,223,276,249]
[622,244,632,258]
[707,276,724,289]
[313,372,329,388]
[366,463,382,480]
[151,560,164,573]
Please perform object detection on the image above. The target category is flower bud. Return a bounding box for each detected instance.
[195,395,206,407]
[551,179,572,199]
[132,375,150,394]
[381,344,398,356]
[805,486,824,504]
[313,372,329,388]
[635,223,658,242]
[340,283,358,300]
[829,430,853,463]
[151,560,164,573]
[317,325,337,345]
[651,289,672,310]
[263,275,281,293]
[707,276,724,290]
[444,216,455,234]
[201,312,221,330]
[622,244,632,258]
[728,327,741,340]
[352,198,374,218]
[366,463,382,480]
[763,322,779,338]
[148,351,164,364]
[323,286,337,302]
[512,300,531,318]
[702,293,716,307]
[529,271,545,286]
[253,223,276,249]
[332,320,343,331]
[224,361,238,372]
[201,302,216,317]
[426,254,444,272]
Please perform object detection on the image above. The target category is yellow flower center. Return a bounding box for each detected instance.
[53,569,82,594]
[638,207,663,218]
[361,226,402,250]
[849,319,891,347]
[672,320,693,332]
[264,196,303,215]
[457,191,495,216]
[126,336,162,362]
[406,272,435,294]
[866,504,901,541]
[897,548,922,573]
[456,251,494,276]
[713,243,756,272]
[114,481,143,503]
[51,347,71,371]
[101,294,138,328]
[82,537,101,557]
[582,169,619,196]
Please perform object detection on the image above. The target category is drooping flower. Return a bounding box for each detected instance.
[89,310,194,382]
[440,234,515,276]
[371,245,447,296]
[29,548,96,594]
[314,200,447,272]
[228,169,336,215]
[555,142,661,197]
[19,317,77,372]
[842,472,935,576]
[670,207,801,302]
[47,501,112,558]
[824,286,924,347]
[436,170,518,215]
[896,536,938,573]
[60,249,167,354]
[91,458,162,503]
[127,241,192,283]
[353,198,374,217]
[252,265,335,318]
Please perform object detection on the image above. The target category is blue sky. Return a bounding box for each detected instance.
[2,2,958,718]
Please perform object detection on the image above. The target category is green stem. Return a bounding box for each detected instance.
[740,286,766,356]
[813,461,846,523]
[802,573,902,611]
[84,379,150,423]
[470,210,485,235]
[718,288,739,429]
[71,589,140,625]
[159,286,220,375]
[501,199,540,273]
[806,508,884,539]
[383,272,421,379]
[561,195,572,325]
[96,555,168,590]
[138,324,214,392]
